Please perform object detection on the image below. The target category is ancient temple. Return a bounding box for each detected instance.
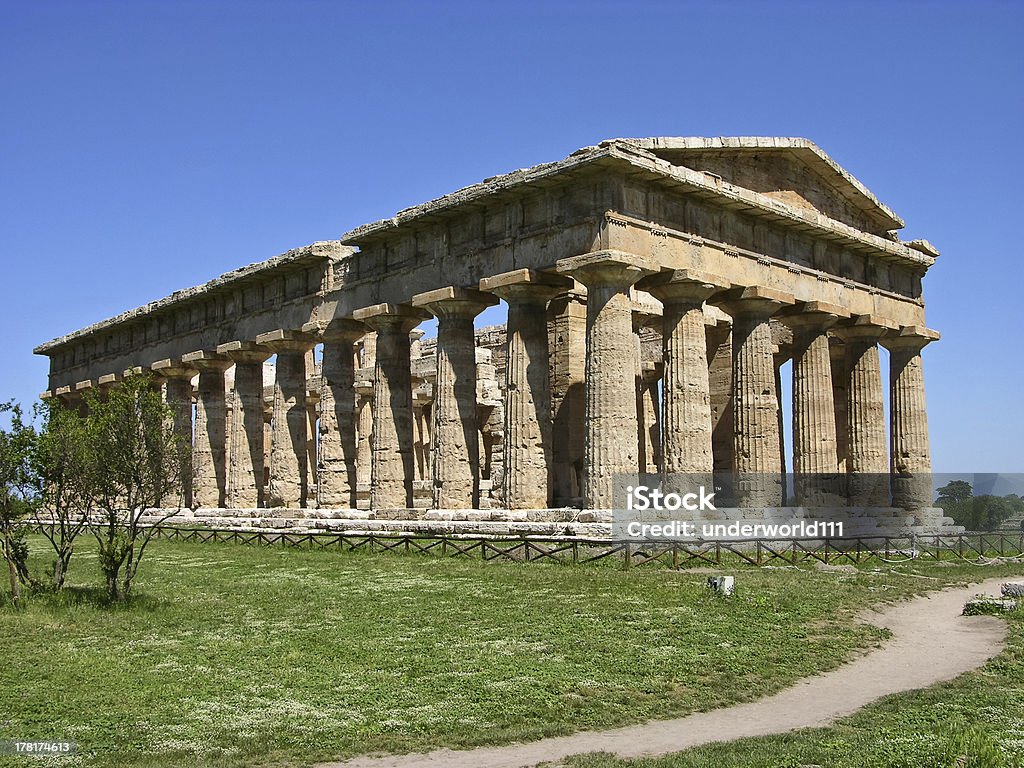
[34,137,948,532]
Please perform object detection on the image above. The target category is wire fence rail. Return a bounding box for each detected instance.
[23,523,1024,569]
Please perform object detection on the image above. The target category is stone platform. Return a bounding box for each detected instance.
[110,505,959,539]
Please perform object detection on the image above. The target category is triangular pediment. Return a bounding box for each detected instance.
[622,137,903,236]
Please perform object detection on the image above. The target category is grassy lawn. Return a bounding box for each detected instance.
[562,612,1024,768]
[1,536,1022,768]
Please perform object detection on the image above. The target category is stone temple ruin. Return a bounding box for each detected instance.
[34,137,955,537]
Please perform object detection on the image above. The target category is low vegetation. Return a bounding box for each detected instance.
[2,536,1022,767]
[564,611,1024,768]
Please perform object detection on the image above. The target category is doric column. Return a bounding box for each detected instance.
[151,358,197,507]
[835,316,894,507]
[355,382,374,489]
[352,303,429,509]
[182,351,231,508]
[303,320,365,508]
[546,289,587,505]
[711,287,795,507]
[412,287,497,509]
[779,302,849,507]
[480,269,572,509]
[256,330,315,508]
[412,388,431,482]
[216,342,271,508]
[639,269,729,486]
[637,362,662,475]
[829,338,850,474]
[706,322,734,479]
[882,326,940,511]
[555,250,657,508]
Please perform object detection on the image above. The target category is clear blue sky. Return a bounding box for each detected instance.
[2,0,1021,473]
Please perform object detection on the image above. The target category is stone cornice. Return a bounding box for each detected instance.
[339,139,935,271]
[34,240,353,355]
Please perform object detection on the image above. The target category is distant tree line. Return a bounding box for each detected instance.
[935,480,1024,532]
[0,375,189,606]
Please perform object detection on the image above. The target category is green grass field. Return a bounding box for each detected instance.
[1,536,1021,767]
[564,609,1024,768]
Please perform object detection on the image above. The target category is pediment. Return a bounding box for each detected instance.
[623,137,903,237]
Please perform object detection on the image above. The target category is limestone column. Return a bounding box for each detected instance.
[412,391,431,482]
[830,338,850,474]
[711,287,795,507]
[216,342,271,508]
[304,320,365,508]
[352,303,429,509]
[637,363,662,475]
[412,287,497,509]
[780,303,848,507]
[151,358,197,507]
[707,322,734,480]
[882,326,940,511]
[639,270,729,488]
[835,316,893,507]
[355,383,374,489]
[182,351,231,508]
[555,250,657,508]
[256,329,315,508]
[547,289,587,505]
[480,269,573,509]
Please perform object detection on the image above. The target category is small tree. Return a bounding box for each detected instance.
[936,480,973,526]
[84,375,189,600]
[0,402,41,606]
[967,495,1018,532]
[32,400,92,590]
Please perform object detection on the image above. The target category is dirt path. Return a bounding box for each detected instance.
[319,577,1011,768]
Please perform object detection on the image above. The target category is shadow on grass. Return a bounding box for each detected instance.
[0,584,171,612]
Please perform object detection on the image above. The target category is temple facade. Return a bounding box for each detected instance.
[34,137,948,532]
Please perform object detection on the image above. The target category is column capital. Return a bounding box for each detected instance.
[479,269,574,304]
[301,318,366,343]
[74,379,95,393]
[641,360,663,383]
[54,385,73,398]
[637,269,731,305]
[777,301,851,331]
[411,286,498,319]
[255,329,316,353]
[152,358,198,379]
[881,325,940,352]
[122,366,147,378]
[97,372,122,391]
[555,249,658,288]
[182,350,232,372]
[352,302,430,333]
[216,340,272,364]
[711,286,796,318]
[833,314,899,342]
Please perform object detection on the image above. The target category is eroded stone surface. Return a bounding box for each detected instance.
[34,138,949,533]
